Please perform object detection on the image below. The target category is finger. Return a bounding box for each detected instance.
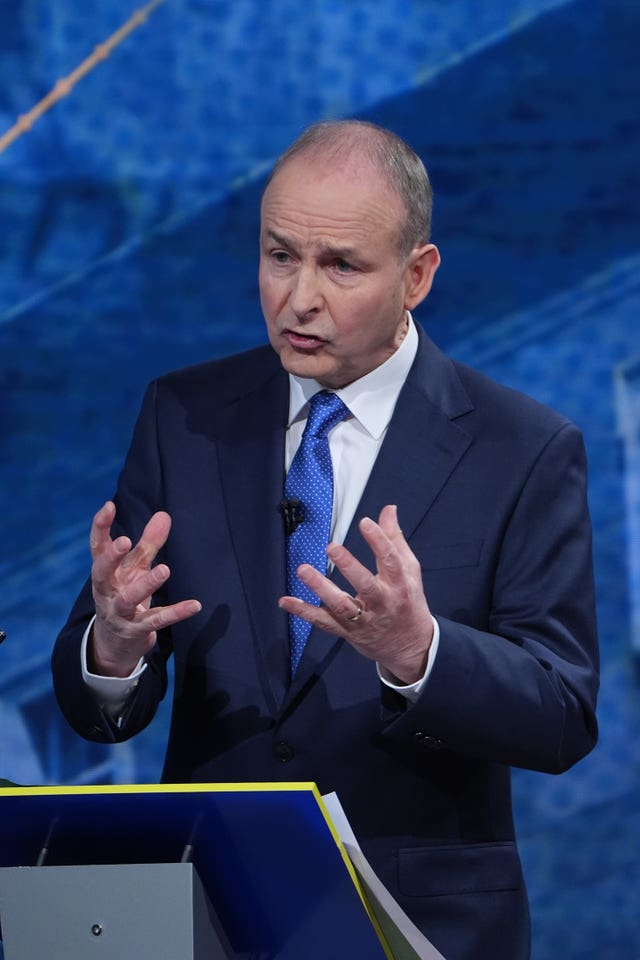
[377,503,401,539]
[91,535,133,598]
[282,562,369,637]
[294,564,365,622]
[111,563,172,616]
[121,511,172,572]
[325,541,380,599]
[93,597,202,673]
[377,504,416,561]
[278,595,345,637]
[89,501,118,559]
[98,594,202,640]
[138,597,202,633]
[90,501,132,590]
[294,563,343,604]
[344,517,402,597]
[360,507,418,584]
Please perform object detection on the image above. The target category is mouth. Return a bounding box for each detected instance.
[283,329,328,351]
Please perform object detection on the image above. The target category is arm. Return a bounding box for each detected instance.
[52,382,201,742]
[280,423,599,773]
[401,422,599,773]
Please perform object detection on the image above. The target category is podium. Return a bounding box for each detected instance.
[0,782,391,959]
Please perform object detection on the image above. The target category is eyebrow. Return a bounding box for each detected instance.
[316,241,359,261]
[262,229,359,262]
[263,229,294,249]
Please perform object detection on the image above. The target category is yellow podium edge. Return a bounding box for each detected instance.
[0,781,394,958]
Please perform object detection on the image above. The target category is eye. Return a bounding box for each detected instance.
[333,258,355,273]
[271,250,291,265]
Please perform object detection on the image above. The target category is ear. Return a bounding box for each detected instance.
[403,244,441,311]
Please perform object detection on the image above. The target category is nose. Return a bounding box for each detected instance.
[290,265,323,320]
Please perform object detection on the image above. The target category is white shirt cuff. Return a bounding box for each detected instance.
[377,616,440,704]
[81,615,147,716]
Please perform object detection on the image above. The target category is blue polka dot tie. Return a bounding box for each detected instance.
[285,390,349,675]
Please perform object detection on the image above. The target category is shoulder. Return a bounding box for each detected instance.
[452,359,588,479]
[158,343,280,395]
[130,344,286,437]
[143,343,284,410]
[412,329,583,456]
[453,358,573,433]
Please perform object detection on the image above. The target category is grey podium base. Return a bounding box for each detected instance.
[0,862,233,959]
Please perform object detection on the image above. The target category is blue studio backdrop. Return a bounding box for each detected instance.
[1,1,639,957]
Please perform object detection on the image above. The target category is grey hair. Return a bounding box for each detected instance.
[264,120,433,258]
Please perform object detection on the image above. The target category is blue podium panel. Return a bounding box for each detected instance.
[0,782,390,959]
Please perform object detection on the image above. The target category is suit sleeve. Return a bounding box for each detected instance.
[381,421,599,773]
[52,381,172,743]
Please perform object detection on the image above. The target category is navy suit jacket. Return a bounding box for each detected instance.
[53,328,599,960]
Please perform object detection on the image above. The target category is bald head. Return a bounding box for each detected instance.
[265,120,434,259]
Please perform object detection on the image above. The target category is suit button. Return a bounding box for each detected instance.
[274,741,295,763]
[413,731,443,748]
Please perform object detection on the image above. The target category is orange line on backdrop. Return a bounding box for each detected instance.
[0,0,164,156]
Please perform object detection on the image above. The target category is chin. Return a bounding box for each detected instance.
[279,347,331,382]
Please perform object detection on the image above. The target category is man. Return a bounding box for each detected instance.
[53,120,599,959]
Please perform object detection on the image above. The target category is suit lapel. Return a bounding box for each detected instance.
[342,343,474,563]
[215,362,291,711]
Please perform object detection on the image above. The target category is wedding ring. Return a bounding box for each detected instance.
[346,599,363,622]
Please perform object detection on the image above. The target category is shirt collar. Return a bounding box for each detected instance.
[287,314,419,439]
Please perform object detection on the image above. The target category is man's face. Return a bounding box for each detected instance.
[259,155,439,389]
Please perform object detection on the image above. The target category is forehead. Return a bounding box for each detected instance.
[260,155,406,245]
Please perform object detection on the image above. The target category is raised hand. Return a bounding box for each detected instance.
[278,504,433,683]
[88,501,201,677]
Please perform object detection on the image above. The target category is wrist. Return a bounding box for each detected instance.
[380,648,430,686]
[88,622,141,678]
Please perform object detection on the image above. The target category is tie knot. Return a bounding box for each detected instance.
[305,390,348,439]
